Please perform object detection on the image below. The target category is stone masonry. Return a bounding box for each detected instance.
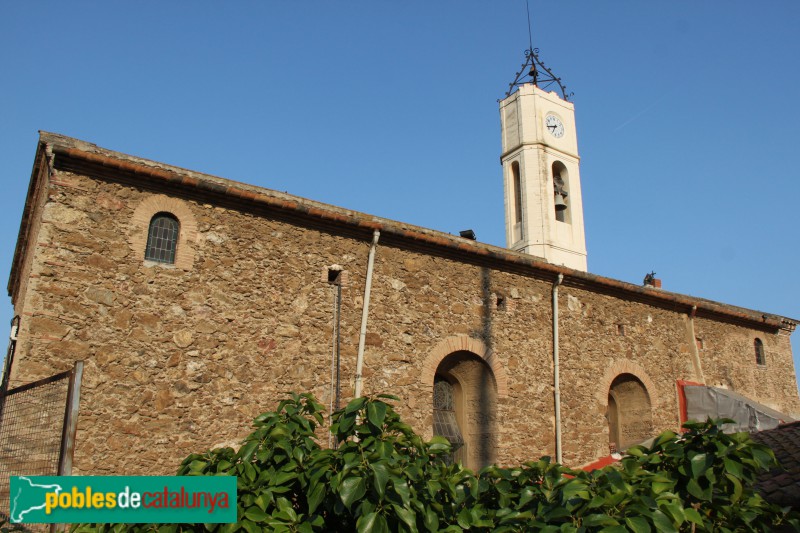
[7,132,800,473]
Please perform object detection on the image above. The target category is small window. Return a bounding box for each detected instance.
[512,162,522,224]
[145,213,179,264]
[327,268,342,285]
[754,338,766,366]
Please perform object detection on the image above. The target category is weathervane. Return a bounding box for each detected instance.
[505,0,573,100]
[505,47,573,100]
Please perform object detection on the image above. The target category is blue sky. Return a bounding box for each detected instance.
[1,2,799,388]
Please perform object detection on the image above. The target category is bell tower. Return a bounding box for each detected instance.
[499,49,587,271]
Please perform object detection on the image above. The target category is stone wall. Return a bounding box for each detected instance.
[9,160,800,473]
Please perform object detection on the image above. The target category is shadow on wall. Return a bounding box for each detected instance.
[432,267,499,469]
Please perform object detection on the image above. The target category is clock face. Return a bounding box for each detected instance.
[545,114,565,138]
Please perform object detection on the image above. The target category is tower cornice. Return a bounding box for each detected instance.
[499,142,582,162]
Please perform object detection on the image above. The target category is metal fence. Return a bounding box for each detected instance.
[0,362,83,523]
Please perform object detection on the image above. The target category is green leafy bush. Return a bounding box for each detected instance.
[71,393,798,532]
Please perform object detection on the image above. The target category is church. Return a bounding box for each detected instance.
[3,50,799,479]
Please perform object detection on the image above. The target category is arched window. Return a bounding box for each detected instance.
[607,373,652,451]
[433,351,497,469]
[552,161,571,223]
[433,377,464,464]
[754,338,766,366]
[509,161,524,243]
[145,213,180,264]
[512,162,522,224]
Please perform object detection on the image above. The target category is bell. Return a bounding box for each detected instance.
[554,194,568,211]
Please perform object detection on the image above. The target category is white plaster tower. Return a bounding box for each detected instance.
[499,50,587,271]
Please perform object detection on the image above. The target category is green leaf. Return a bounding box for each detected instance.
[244,506,268,522]
[686,478,707,501]
[650,510,677,533]
[271,470,297,486]
[376,393,400,400]
[684,507,704,525]
[345,397,368,414]
[239,440,259,463]
[560,479,590,502]
[357,512,379,533]
[725,473,743,503]
[367,401,388,428]
[722,457,743,479]
[751,446,774,469]
[690,453,707,478]
[428,436,451,453]
[627,446,645,457]
[582,514,618,527]
[240,519,261,533]
[651,481,672,494]
[624,516,651,533]
[269,427,290,440]
[307,482,326,515]
[658,501,685,524]
[370,463,389,499]
[338,414,356,435]
[423,507,440,531]
[457,507,473,529]
[392,479,411,505]
[187,459,207,472]
[652,431,677,447]
[391,504,419,533]
[598,526,629,533]
[219,521,240,533]
[519,486,537,507]
[340,476,367,509]
[357,511,389,533]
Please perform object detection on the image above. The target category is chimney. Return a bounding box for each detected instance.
[643,271,662,289]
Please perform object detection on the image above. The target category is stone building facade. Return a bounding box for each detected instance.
[6,132,800,475]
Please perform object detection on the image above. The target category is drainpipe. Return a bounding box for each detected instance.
[354,230,380,399]
[0,316,20,428]
[552,274,564,464]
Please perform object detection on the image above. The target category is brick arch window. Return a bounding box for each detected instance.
[145,213,180,264]
[754,338,766,366]
[130,195,198,270]
[607,373,653,452]
[432,351,498,469]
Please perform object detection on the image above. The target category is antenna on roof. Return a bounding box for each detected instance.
[504,0,573,101]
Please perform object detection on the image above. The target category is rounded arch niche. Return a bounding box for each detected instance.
[422,336,506,470]
[606,373,653,452]
[433,350,498,469]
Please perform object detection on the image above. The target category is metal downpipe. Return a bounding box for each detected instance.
[354,230,380,398]
[552,274,564,464]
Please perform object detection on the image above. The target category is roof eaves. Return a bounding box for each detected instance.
[41,132,796,333]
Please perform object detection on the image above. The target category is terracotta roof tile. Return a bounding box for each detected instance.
[752,421,800,509]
